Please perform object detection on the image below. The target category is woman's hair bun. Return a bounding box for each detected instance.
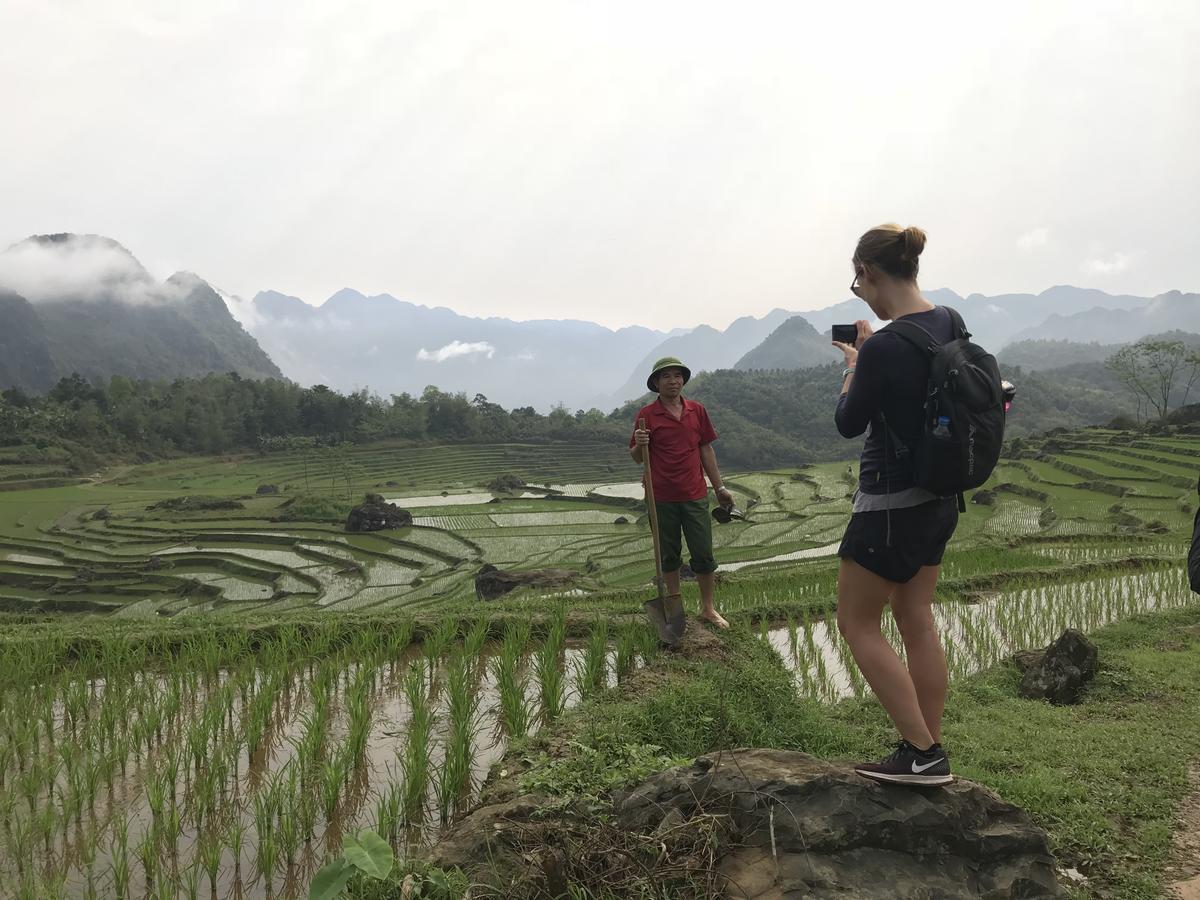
[855,223,927,281]
[900,226,927,260]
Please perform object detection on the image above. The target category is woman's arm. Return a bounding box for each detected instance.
[834,337,886,438]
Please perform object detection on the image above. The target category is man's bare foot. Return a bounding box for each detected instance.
[699,610,729,629]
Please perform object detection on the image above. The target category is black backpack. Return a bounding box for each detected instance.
[882,307,1006,509]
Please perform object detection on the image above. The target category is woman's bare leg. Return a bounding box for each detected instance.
[889,565,947,743]
[836,558,935,749]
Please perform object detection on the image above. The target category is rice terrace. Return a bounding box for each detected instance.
[1,427,1198,898]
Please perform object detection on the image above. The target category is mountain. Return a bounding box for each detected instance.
[998,339,1123,371]
[611,285,1157,405]
[608,307,803,403]
[733,315,841,370]
[610,358,1138,469]
[1005,291,1200,345]
[234,288,669,411]
[0,234,281,390]
[0,289,56,393]
[793,286,1154,351]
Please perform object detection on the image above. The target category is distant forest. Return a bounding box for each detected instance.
[0,359,1143,473]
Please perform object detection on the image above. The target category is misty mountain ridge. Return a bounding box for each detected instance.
[609,285,1166,399]
[0,234,281,391]
[2,232,1194,414]
[231,286,673,411]
[1005,290,1200,345]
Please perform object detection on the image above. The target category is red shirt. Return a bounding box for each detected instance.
[629,398,718,502]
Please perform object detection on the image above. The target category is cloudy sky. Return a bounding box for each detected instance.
[2,0,1197,330]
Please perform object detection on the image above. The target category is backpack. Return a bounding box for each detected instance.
[1189,475,1200,594]
[881,306,1006,509]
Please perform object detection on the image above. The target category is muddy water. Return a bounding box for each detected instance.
[767,567,1194,701]
[0,641,637,900]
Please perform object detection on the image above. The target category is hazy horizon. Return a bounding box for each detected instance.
[3,1,1198,330]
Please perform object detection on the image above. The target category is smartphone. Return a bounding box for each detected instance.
[831,324,857,345]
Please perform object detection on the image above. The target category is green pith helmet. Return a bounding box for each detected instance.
[647,356,691,393]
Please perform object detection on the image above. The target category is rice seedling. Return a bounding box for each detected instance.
[109,827,132,899]
[424,617,460,660]
[298,788,319,844]
[536,608,568,724]
[575,619,609,700]
[614,628,637,682]
[464,617,490,661]
[400,661,435,822]
[320,756,345,823]
[494,626,531,739]
[374,770,404,846]
[256,828,279,889]
[181,863,201,900]
[198,829,223,895]
[136,825,159,885]
[226,814,246,877]
[436,651,479,822]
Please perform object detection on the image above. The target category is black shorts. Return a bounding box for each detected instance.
[837,497,959,584]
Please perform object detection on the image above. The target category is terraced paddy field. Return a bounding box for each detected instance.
[1,430,1198,898]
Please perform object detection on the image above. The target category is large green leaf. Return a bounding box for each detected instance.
[342,830,395,880]
[308,859,354,900]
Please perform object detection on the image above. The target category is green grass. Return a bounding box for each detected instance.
[2,428,1199,896]
[501,603,1200,899]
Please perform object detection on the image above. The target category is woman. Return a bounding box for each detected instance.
[831,223,958,786]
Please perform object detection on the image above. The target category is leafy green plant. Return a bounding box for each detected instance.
[308,830,394,900]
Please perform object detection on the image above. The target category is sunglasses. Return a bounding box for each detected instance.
[850,264,865,299]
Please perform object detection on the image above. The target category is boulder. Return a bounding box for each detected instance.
[1018,628,1098,704]
[488,473,526,492]
[431,749,1063,898]
[971,489,996,506]
[344,493,413,533]
[256,484,279,495]
[617,750,1063,898]
[474,564,577,600]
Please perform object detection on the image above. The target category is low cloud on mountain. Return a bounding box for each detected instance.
[416,340,497,363]
[0,234,158,303]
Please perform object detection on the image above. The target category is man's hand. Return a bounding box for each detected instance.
[633,427,650,447]
[715,486,734,508]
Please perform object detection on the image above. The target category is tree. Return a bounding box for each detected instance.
[1106,339,1193,421]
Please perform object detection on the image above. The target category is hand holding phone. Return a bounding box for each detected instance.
[831,324,857,346]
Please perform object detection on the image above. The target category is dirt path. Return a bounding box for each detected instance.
[1166,763,1200,900]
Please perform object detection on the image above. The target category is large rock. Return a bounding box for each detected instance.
[474,564,577,600]
[616,749,1063,898]
[431,749,1063,898]
[344,493,412,533]
[1017,628,1098,705]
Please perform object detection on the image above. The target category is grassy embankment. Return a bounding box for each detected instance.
[388,600,1200,899]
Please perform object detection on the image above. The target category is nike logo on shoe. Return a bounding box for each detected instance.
[911,757,945,773]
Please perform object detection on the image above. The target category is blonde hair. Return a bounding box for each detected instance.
[853,223,927,281]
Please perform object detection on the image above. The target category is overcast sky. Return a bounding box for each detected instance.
[2,0,1197,330]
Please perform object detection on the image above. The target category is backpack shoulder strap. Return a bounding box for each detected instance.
[881,319,940,357]
[883,305,971,353]
[941,305,971,340]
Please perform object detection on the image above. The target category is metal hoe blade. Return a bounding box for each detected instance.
[664,592,686,641]
[643,597,679,646]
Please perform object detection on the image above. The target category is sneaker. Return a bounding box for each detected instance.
[855,740,953,786]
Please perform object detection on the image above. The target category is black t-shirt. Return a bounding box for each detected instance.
[834,306,956,495]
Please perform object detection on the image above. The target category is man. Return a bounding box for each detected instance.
[630,356,732,628]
